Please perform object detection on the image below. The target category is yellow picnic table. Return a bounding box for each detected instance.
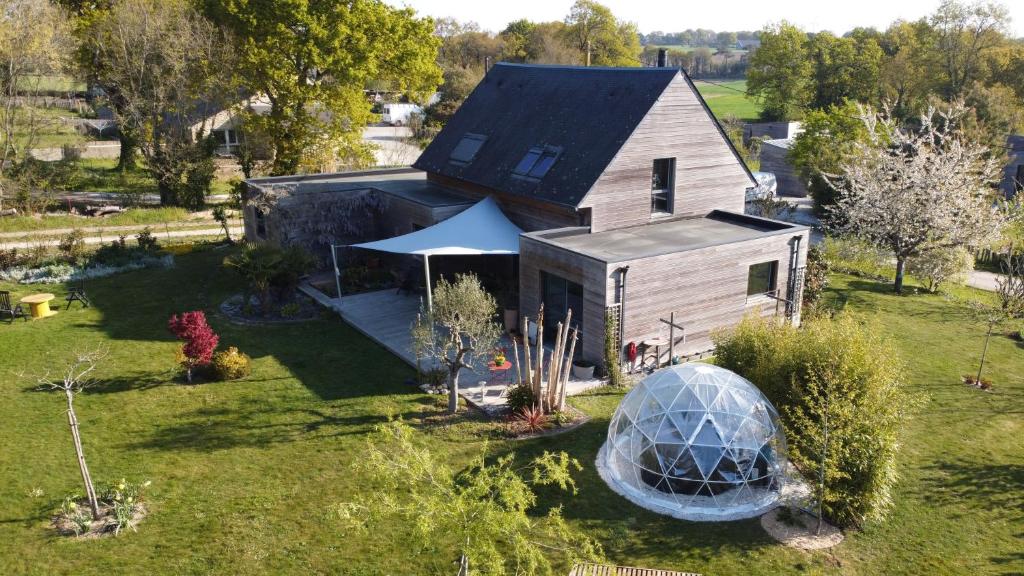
[20,293,58,320]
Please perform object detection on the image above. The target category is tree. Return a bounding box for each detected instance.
[828,102,1004,293]
[747,22,812,121]
[412,274,501,414]
[906,246,974,292]
[36,348,109,521]
[879,20,936,120]
[83,0,233,207]
[929,0,1011,99]
[204,0,442,175]
[714,313,912,528]
[500,19,536,62]
[337,420,602,574]
[562,0,641,67]
[0,0,70,187]
[168,311,219,383]
[806,32,883,110]
[788,102,872,216]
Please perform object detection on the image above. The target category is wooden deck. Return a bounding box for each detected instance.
[300,286,604,413]
[569,563,701,576]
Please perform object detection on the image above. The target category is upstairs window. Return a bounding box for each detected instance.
[449,133,487,165]
[747,261,778,296]
[513,145,562,180]
[651,158,675,214]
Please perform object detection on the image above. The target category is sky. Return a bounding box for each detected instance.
[385,0,1024,38]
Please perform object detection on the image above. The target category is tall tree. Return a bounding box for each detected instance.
[85,0,232,208]
[562,0,640,67]
[205,0,442,176]
[879,20,936,119]
[747,22,812,121]
[829,103,1005,293]
[0,0,70,177]
[807,32,884,110]
[500,19,537,62]
[789,102,872,216]
[929,0,1011,98]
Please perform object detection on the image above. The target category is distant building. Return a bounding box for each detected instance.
[1002,135,1024,199]
[742,121,802,148]
[759,138,807,198]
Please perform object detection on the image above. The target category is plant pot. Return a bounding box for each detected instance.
[503,308,519,333]
[572,362,595,380]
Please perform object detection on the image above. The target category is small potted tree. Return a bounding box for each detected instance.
[571,357,595,380]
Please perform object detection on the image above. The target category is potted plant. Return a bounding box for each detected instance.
[572,358,595,379]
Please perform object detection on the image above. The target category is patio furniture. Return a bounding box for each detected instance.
[0,291,28,323]
[487,359,513,385]
[65,279,91,309]
[639,337,668,374]
[20,293,58,320]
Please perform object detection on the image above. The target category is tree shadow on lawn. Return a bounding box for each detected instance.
[76,249,418,401]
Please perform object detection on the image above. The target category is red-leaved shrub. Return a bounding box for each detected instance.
[168,311,219,383]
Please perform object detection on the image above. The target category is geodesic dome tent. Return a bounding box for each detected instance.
[597,363,787,521]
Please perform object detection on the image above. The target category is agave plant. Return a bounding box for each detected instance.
[515,405,549,434]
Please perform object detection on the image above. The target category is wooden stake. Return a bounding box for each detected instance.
[558,327,578,412]
[511,333,522,385]
[549,320,565,412]
[521,314,532,389]
[533,305,544,403]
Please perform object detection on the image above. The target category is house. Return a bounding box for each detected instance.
[1002,135,1024,199]
[759,138,808,198]
[244,62,809,368]
[742,121,802,147]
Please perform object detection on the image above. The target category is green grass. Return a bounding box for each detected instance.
[57,158,234,198]
[26,75,87,93]
[0,254,1021,575]
[11,106,88,149]
[693,79,762,122]
[0,207,199,234]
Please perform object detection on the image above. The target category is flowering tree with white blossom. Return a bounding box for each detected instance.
[827,103,1005,293]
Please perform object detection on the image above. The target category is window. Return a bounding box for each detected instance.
[541,271,583,337]
[651,158,675,214]
[513,146,561,179]
[449,133,487,165]
[747,261,778,296]
[254,208,267,239]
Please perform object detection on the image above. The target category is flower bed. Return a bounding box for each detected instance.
[0,254,173,284]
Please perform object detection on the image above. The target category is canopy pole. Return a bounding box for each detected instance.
[423,254,433,312]
[331,245,342,303]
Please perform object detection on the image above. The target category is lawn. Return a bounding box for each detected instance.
[0,251,1021,575]
[0,207,198,234]
[11,106,88,149]
[693,79,762,122]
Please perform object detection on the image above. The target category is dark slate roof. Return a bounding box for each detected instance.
[413,63,680,208]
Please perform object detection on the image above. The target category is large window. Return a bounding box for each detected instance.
[651,158,675,214]
[541,271,583,338]
[747,261,778,296]
[449,133,487,165]
[513,145,561,179]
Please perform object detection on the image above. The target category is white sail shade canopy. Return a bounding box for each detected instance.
[350,196,523,256]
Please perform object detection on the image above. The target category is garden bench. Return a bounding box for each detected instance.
[0,291,28,323]
[65,279,91,309]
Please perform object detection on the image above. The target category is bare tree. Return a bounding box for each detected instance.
[411,274,501,414]
[828,102,1004,293]
[36,348,108,520]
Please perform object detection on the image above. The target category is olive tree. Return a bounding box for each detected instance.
[828,102,1004,293]
[412,273,501,414]
[336,421,602,575]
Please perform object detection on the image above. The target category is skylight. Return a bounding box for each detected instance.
[449,133,487,165]
[512,145,561,179]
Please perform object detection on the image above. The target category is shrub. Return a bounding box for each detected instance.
[59,495,92,535]
[57,229,86,264]
[714,313,912,528]
[604,309,624,386]
[514,405,548,434]
[0,248,22,271]
[279,302,301,317]
[211,346,252,381]
[135,227,159,252]
[505,383,536,413]
[907,246,974,293]
[822,236,895,281]
[224,242,316,311]
[99,478,150,535]
[168,311,219,383]
[802,245,830,311]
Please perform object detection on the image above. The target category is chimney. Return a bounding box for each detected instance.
[657,48,668,68]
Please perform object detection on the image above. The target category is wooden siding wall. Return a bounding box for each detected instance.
[610,231,808,361]
[760,143,808,198]
[581,75,751,232]
[519,237,608,363]
[427,173,579,232]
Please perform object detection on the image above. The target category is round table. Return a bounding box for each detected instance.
[20,293,58,320]
[488,360,513,384]
[641,337,669,370]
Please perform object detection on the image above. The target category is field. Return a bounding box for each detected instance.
[693,79,762,122]
[0,250,1021,575]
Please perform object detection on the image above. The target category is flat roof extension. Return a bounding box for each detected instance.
[527,211,807,263]
[246,167,473,208]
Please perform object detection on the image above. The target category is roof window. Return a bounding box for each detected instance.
[449,133,487,165]
[512,145,561,179]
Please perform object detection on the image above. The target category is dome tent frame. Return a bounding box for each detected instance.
[597,363,788,521]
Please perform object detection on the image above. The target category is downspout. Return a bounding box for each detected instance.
[787,235,803,319]
[617,266,629,367]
